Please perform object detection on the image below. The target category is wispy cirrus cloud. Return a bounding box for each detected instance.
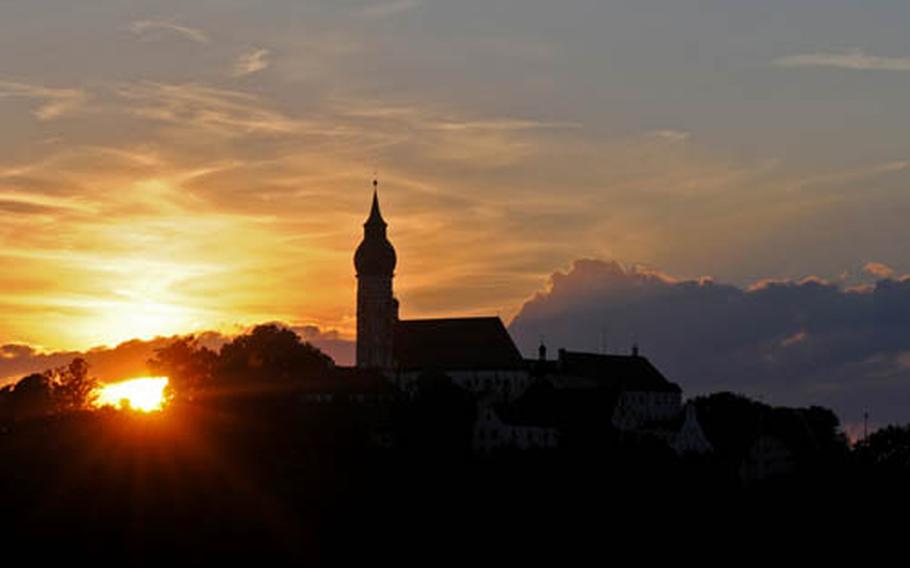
[115,82,340,137]
[355,0,422,19]
[232,48,271,77]
[128,20,210,44]
[0,80,87,120]
[646,129,691,143]
[427,118,580,132]
[774,49,910,71]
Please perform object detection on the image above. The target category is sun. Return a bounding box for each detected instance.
[95,376,170,412]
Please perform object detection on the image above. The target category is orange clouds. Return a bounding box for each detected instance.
[0,80,87,120]
[128,21,210,44]
[1,62,908,355]
[863,262,896,279]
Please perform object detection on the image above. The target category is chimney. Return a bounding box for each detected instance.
[631,343,639,357]
[556,348,567,372]
[538,342,547,361]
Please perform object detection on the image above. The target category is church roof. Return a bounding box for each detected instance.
[393,317,525,371]
[537,349,682,393]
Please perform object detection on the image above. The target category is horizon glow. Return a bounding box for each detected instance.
[95,376,170,412]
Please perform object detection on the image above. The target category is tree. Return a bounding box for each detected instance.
[149,336,217,401]
[853,424,910,470]
[803,405,849,457]
[0,358,98,419]
[216,324,333,385]
[51,358,98,412]
[692,392,767,458]
[8,372,55,419]
[0,384,12,420]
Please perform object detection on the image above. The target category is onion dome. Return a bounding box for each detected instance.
[354,183,397,276]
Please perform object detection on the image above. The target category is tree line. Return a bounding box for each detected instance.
[0,323,332,421]
[0,357,97,420]
[4,323,910,481]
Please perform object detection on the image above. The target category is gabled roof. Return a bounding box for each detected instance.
[538,349,681,393]
[393,317,525,371]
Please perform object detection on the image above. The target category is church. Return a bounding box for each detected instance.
[348,181,711,455]
[354,181,530,399]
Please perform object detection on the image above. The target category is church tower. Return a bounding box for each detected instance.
[354,180,398,368]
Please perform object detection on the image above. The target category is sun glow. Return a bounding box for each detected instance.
[95,376,170,412]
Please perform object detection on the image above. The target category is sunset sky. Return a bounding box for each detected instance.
[2,0,909,367]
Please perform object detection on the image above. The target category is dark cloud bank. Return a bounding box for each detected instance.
[510,260,910,429]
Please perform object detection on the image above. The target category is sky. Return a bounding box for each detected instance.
[2,1,910,422]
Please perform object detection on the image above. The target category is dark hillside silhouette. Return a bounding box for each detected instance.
[0,324,907,561]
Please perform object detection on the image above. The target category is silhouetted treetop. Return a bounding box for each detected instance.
[7,373,55,419]
[854,424,910,470]
[216,324,333,384]
[693,391,848,465]
[49,357,98,412]
[149,336,216,401]
[0,358,99,420]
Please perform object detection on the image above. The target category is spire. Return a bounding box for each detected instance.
[354,178,396,277]
[365,178,386,227]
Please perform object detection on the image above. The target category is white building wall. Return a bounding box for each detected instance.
[671,403,713,455]
[472,404,558,453]
[612,391,683,430]
[394,369,531,401]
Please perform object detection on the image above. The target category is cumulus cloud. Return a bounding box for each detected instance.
[128,20,210,44]
[232,48,271,77]
[0,80,87,120]
[774,49,910,71]
[290,325,355,365]
[864,262,896,279]
[509,259,910,426]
